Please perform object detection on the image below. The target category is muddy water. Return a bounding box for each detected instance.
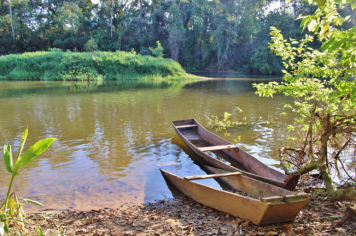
[0,75,306,211]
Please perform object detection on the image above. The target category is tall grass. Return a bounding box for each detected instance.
[0,51,195,81]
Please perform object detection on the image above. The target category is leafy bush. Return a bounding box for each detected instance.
[149,41,164,58]
[0,51,187,81]
[254,0,356,202]
[84,38,98,52]
[0,128,55,235]
[48,48,62,52]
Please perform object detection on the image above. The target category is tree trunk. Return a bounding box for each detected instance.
[294,159,356,201]
[169,25,179,61]
[8,0,15,40]
[330,188,356,202]
[139,0,143,18]
[31,0,36,13]
[289,112,356,202]
[110,0,113,41]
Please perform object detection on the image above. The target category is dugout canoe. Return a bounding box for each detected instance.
[172,118,300,190]
[160,168,310,225]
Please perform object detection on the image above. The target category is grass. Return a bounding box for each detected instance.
[0,51,198,81]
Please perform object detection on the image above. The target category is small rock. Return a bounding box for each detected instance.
[336,228,346,235]
[220,227,228,235]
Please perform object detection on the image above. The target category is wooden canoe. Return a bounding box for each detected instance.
[160,168,310,225]
[172,118,300,190]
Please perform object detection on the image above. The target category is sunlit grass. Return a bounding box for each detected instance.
[0,51,199,81]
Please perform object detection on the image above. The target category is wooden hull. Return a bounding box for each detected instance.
[160,169,309,225]
[172,119,300,190]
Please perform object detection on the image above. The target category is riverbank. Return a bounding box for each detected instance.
[24,176,355,235]
[0,51,198,81]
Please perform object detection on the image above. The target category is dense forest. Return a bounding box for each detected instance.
[0,0,352,73]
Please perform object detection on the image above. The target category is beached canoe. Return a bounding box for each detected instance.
[160,168,310,225]
[172,118,300,190]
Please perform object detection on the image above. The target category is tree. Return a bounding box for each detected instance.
[248,8,304,74]
[167,2,184,61]
[255,0,356,201]
[56,2,83,38]
[7,0,15,40]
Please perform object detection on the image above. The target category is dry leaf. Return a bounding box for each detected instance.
[242,220,250,227]
[265,231,278,236]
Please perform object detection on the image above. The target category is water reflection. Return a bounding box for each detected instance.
[0,77,302,211]
[183,78,280,97]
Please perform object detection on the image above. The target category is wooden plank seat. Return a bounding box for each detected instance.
[175,124,198,128]
[260,193,310,203]
[184,171,242,181]
[198,145,238,152]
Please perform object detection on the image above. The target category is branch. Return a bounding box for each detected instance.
[338,157,356,183]
[281,147,303,153]
[330,188,356,202]
[308,103,317,161]
[334,159,341,178]
[333,138,351,160]
[302,129,310,153]
[279,148,290,175]
[337,206,356,226]
[293,161,318,175]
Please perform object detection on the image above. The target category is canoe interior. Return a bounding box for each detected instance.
[174,120,249,171]
[160,169,310,225]
[162,169,232,198]
[179,128,202,141]
[178,129,287,189]
[190,140,250,171]
[172,119,300,191]
[205,166,292,199]
[171,135,247,179]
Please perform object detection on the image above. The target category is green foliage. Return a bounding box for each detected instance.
[1,128,55,235]
[36,223,44,236]
[129,48,137,55]
[255,0,356,199]
[167,3,184,61]
[0,0,316,73]
[56,2,83,32]
[48,48,62,52]
[206,107,274,136]
[255,0,356,134]
[247,9,305,75]
[149,41,164,58]
[0,51,187,81]
[84,38,98,52]
[207,111,242,133]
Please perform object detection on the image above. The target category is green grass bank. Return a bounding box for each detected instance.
[0,51,196,81]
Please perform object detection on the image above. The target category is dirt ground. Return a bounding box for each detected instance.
[24,176,355,236]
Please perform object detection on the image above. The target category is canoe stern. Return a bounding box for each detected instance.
[259,197,310,225]
[160,169,269,225]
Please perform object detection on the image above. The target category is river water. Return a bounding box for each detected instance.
[0,74,344,212]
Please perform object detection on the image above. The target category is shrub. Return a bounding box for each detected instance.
[84,38,98,52]
[0,51,187,81]
[149,41,164,57]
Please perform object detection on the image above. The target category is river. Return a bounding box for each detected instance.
[0,74,315,211]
